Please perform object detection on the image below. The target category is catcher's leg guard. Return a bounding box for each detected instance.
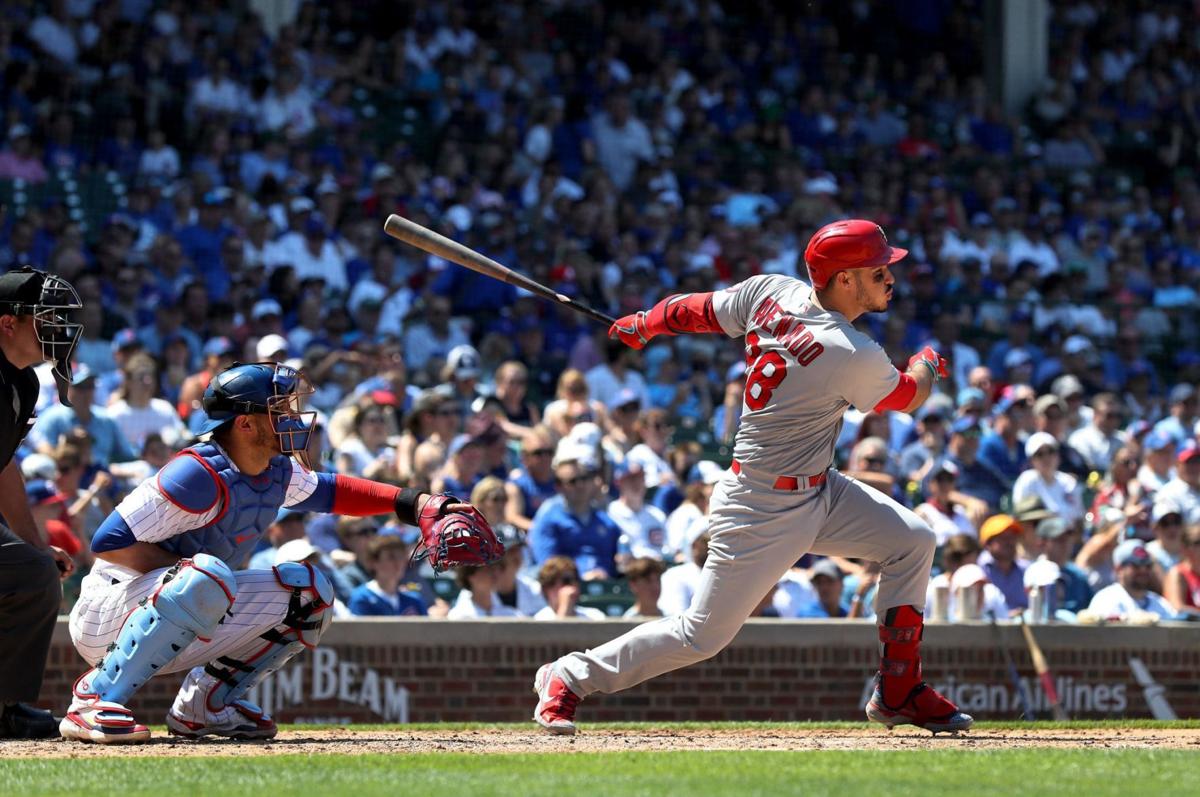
[866,605,973,733]
[167,561,333,739]
[61,555,237,744]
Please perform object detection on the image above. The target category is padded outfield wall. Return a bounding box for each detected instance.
[39,619,1200,722]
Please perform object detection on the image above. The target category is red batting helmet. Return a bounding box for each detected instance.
[804,219,908,289]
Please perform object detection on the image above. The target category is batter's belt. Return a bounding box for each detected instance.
[730,459,828,491]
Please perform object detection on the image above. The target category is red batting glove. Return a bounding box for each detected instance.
[609,311,655,350]
[908,345,949,381]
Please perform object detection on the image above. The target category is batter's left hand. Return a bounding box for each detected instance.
[908,345,949,381]
[609,311,653,350]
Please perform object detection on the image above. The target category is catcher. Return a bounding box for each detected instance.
[61,361,501,744]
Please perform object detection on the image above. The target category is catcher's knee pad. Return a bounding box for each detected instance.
[83,556,237,705]
[201,561,333,711]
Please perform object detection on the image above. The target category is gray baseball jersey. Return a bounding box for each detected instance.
[711,274,899,476]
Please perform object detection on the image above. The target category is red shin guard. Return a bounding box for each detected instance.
[878,605,924,708]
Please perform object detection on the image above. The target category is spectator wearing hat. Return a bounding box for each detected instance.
[664,461,722,562]
[505,426,558,532]
[1156,440,1200,525]
[0,123,47,183]
[977,514,1031,610]
[1028,394,1085,479]
[607,458,669,562]
[432,433,486,497]
[623,556,667,619]
[403,296,470,377]
[978,393,1031,485]
[1012,432,1085,530]
[899,401,952,485]
[1138,430,1178,495]
[175,190,234,292]
[92,328,143,407]
[1067,393,1129,473]
[1050,374,1091,435]
[926,534,1011,621]
[177,337,237,424]
[439,344,487,409]
[247,508,310,570]
[1163,523,1200,618]
[985,309,1041,379]
[1152,384,1198,447]
[659,532,711,616]
[1031,518,1093,613]
[273,536,355,612]
[796,559,851,618]
[602,388,643,460]
[466,411,510,481]
[914,460,976,545]
[1147,500,1187,573]
[347,534,427,617]
[529,452,622,580]
[29,365,137,468]
[1085,540,1177,622]
[534,556,605,620]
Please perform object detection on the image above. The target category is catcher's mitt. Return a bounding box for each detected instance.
[409,494,505,573]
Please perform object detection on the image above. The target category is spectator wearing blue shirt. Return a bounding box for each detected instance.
[796,559,850,618]
[978,396,1030,487]
[976,514,1030,610]
[944,417,1008,512]
[507,428,558,531]
[529,454,622,579]
[1152,384,1197,446]
[174,190,233,300]
[28,366,136,467]
[247,508,310,571]
[348,534,427,617]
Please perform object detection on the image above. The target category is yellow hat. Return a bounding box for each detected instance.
[979,514,1021,545]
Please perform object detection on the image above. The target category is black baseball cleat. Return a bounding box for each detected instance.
[0,702,59,739]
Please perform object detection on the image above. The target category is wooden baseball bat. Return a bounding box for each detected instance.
[383,214,617,327]
[1019,618,1070,721]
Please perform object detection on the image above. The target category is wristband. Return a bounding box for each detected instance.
[394,488,423,526]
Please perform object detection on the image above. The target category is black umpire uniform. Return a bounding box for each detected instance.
[0,267,81,738]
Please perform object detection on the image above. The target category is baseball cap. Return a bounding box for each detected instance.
[956,387,985,408]
[203,336,237,358]
[447,433,482,458]
[1013,494,1057,524]
[1112,539,1153,569]
[930,459,959,479]
[810,559,842,582]
[1004,348,1033,369]
[25,479,65,505]
[979,514,1021,545]
[251,299,284,321]
[274,507,308,525]
[1050,374,1085,400]
[1151,500,1183,526]
[1024,559,1062,589]
[446,344,481,379]
[255,333,289,360]
[289,196,315,214]
[950,417,981,436]
[465,411,502,443]
[688,460,724,485]
[70,362,95,386]
[20,453,59,481]
[370,162,396,182]
[1024,431,1060,459]
[1178,439,1200,463]
[1033,394,1067,417]
[607,387,641,412]
[1035,518,1070,540]
[1143,429,1176,452]
[1169,383,1196,405]
[613,458,645,480]
[275,538,320,565]
[303,217,327,238]
[111,328,142,353]
[1062,335,1094,356]
[917,404,947,423]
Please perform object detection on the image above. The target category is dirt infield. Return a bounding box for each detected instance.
[5,726,1200,757]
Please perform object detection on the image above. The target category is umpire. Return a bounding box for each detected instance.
[0,266,82,738]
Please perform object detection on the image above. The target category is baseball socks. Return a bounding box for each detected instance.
[867,605,973,733]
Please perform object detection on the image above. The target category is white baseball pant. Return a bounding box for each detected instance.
[555,464,935,697]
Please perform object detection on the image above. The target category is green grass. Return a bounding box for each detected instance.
[282,719,1200,732]
[2,749,1190,797]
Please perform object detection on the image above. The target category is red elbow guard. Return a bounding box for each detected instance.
[873,372,917,412]
[331,475,402,516]
[644,292,722,337]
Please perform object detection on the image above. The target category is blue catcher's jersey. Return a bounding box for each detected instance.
[91,441,337,579]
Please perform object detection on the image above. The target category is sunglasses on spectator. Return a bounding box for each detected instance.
[1115,458,1139,468]
[434,408,459,416]
[864,456,887,467]
[1032,448,1058,458]
[362,415,386,423]
[569,413,593,423]
[557,475,591,487]
[555,577,579,587]
[484,493,507,503]
[527,448,554,457]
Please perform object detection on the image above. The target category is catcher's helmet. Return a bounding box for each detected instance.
[804,219,908,290]
[197,362,317,468]
[0,266,83,405]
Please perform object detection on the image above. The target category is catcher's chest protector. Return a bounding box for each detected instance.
[158,442,291,569]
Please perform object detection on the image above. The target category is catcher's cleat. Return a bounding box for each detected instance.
[60,700,151,744]
[532,663,581,735]
[866,682,974,734]
[166,700,277,740]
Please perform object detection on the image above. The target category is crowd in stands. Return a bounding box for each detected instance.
[3,0,1200,623]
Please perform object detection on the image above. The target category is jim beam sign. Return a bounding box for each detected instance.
[246,648,410,724]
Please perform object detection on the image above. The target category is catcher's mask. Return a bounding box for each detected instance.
[0,267,83,405]
[198,361,318,469]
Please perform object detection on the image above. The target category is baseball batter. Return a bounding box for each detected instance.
[61,361,500,744]
[533,219,973,734]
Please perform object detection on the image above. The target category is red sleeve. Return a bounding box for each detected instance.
[331,474,401,516]
[643,292,721,336]
[873,372,917,412]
